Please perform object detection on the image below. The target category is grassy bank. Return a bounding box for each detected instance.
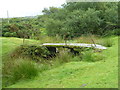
[1,36,118,88]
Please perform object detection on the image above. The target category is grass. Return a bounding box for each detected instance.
[1,37,41,87]
[72,35,101,44]
[2,58,39,87]
[82,50,105,62]
[1,36,118,88]
[2,37,40,59]
[71,35,114,48]
[37,35,64,43]
[11,59,38,82]
[98,37,114,47]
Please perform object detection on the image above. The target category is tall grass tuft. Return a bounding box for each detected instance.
[56,49,73,63]
[99,38,114,47]
[3,58,39,86]
[82,51,93,62]
[72,56,82,62]
[11,60,38,82]
[50,49,73,67]
[82,51,105,62]
[38,63,51,72]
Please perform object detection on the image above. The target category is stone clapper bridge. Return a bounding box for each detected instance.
[42,43,107,55]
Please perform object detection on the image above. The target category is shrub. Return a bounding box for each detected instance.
[114,29,120,36]
[4,32,12,37]
[11,32,17,37]
[3,32,17,37]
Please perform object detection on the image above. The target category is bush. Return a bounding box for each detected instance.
[3,32,18,37]
[11,60,38,83]
[11,32,17,37]
[4,32,12,37]
[114,29,120,36]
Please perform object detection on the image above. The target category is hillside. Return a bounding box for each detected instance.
[1,36,118,88]
[1,37,40,57]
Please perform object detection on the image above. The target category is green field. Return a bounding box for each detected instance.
[1,36,118,88]
[1,2,119,89]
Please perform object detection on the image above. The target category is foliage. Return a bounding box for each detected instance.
[2,2,119,39]
[44,2,118,38]
[1,36,118,88]
[113,29,120,36]
[6,36,118,88]
[1,2,119,88]
[11,45,51,61]
[2,18,40,39]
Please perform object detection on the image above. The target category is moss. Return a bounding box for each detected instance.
[11,45,51,61]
